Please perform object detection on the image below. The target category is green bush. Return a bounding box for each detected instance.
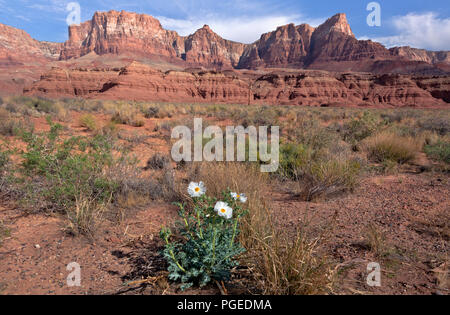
[425,141,450,164]
[16,118,138,234]
[343,111,384,144]
[21,122,116,202]
[0,118,24,136]
[161,189,247,290]
[289,119,334,150]
[13,96,59,114]
[279,143,361,201]
[0,146,9,171]
[279,143,312,180]
[0,109,25,136]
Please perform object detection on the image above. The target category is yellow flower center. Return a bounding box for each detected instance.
[195,187,200,192]
[220,209,226,214]
[237,195,240,198]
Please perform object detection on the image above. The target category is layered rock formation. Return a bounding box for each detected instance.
[56,11,449,74]
[0,23,62,63]
[2,10,450,105]
[60,10,185,61]
[238,13,446,74]
[59,10,244,69]
[24,61,449,107]
[1,11,450,75]
[0,23,62,93]
[183,25,246,69]
[238,23,315,69]
[390,47,450,65]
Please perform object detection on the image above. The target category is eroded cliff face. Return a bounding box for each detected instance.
[238,14,393,71]
[184,25,246,69]
[0,23,63,93]
[56,11,449,74]
[2,10,450,98]
[0,23,62,63]
[60,10,185,61]
[59,10,245,70]
[24,62,449,108]
[238,23,315,69]
[390,47,450,65]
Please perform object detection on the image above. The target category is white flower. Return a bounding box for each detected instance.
[231,192,247,203]
[188,181,206,198]
[214,201,233,220]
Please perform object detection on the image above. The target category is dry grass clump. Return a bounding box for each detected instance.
[423,134,450,165]
[363,132,422,164]
[418,116,449,136]
[186,162,334,294]
[111,105,145,127]
[79,114,97,131]
[279,143,361,201]
[364,224,391,259]
[66,194,109,236]
[4,96,70,121]
[0,108,25,136]
[145,153,171,170]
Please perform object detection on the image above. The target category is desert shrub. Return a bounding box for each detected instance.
[9,96,70,121]
[143,106,160,118]
[21,122,116,206]
[278,143,361,201]
[0,145,11,192]
[13,96,58,114]
[118,130,149,145]
[95,121,119,141]
[363,132,420,164]
[299,158,361,201]
[424,140,450,164]
[342,111,384,144]
[364,224,391,259]
[111,108,144,127]
[0,146,10,172]
[105,158,161,216]
[187,162,334,294]
[242,106,279,127]
[286,118,335,151]
[161,187,247,289]
[381,111,404,124]
[418,117,449,136]
[15,119,140,234]
[145,153,171,170]
[0,109,24,136]
[79,114,97,131]
[0,220,11,246]
[278,143,313,180]
[246,222,334,295]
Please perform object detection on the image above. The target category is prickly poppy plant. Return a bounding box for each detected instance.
[160,184,248,290]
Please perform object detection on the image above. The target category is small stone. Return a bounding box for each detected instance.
[35,244,41,249]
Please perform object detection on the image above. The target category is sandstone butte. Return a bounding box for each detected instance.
[0,10,449,107]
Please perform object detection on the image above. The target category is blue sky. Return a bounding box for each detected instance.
[1,0,449,50]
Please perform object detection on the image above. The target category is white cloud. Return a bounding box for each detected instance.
[157,14,324,43]
[372,12,450,51]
